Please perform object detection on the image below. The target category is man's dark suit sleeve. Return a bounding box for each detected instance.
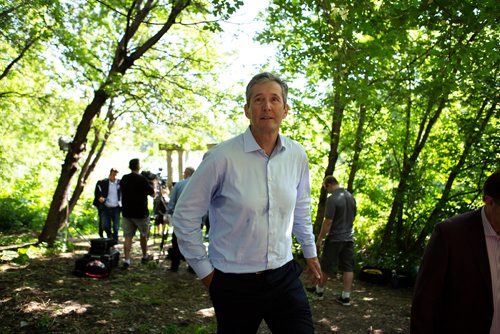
[410,224,448,334]
[93,180,103,207]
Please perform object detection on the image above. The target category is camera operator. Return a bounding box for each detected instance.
[120,159,156,269]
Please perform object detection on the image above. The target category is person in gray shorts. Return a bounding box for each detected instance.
[310,176,356,305]
[120,158,156,269]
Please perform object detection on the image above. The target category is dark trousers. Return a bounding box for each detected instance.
[99,206,121,242]
[97,208,104,238]
[170,232,181,270]
[209,260,314,334]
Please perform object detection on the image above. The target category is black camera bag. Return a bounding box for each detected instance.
[74,249,120,278]
[89,237,116,255]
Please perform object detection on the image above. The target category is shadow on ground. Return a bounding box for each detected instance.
[0,237,411,333]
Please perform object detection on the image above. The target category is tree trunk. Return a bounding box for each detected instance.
[412,98,497,252]
[38,1,191,245]
[313,85,345,235]
[381,95,447,250]
[347,104,367,193]
[39,89,109,244]
[68,103,117,215]
[68,128,100,216]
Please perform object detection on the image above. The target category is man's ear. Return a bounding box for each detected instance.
[283,103,290,117]
[244,104,250,119]
[484,195,494,206]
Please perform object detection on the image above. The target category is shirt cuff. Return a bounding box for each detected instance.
[190,258,214,279]
[302,245,317,259]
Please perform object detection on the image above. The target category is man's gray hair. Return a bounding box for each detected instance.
[245,72,288,106]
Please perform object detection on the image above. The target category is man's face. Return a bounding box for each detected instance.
[109,171,118,181]
[324,183,335,194]
[244,81,289,135]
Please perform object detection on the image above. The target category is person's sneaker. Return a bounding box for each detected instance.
[306,286,316,293]
[315,291,324,300]
[141,254,152,264]
[306,286,324,300]
[336,296,351,306]
[121,261,130,270]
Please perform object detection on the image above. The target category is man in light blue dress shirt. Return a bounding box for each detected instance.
[173,72,321,334]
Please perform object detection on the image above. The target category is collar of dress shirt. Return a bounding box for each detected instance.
[243,126,287,154]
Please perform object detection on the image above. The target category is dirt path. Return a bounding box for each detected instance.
[0,239,412,333]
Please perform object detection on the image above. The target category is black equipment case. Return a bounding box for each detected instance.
[74,238,119,278]
[89,237,116,255]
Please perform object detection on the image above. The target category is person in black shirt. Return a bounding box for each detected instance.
[120,158,155,269]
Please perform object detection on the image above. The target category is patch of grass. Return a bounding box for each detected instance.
[109,306,126,315]
[37,313,52,330]
[161,322,217,334]
[0,231,38,246]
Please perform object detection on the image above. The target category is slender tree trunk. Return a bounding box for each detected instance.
[313,85,345,234]
[412,98,497,252]
[68,103,117,214]
[39,89,109,244]
[38,0,191,245]
[347,104,367,193]
[381,95,447,249]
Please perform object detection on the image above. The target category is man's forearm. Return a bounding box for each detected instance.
[317,219,332,241]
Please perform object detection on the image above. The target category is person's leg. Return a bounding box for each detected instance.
[316,240,340,296]
[136,217,151,262]
[263,261,314,334]
[100,208,113,239]
[319,271,329,288]
[121,217,135,267]
[338,241,355,305]
[123,236,133,262]
[170,232,181,271]
[140,235,148,257]
[97,207,104,238]
[343,271,354,293]
[110,207,120,243]
[209,270,264,334]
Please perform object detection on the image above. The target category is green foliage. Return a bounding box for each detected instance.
[259,0,499,263]
[0,0,498,266]
[1,0,252,245]
[0,242,59,265]
[37,313,52,330]
[0,196,46,232]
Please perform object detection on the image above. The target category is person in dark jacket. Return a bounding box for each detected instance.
[93,168,121,241]
[411,171,500,334]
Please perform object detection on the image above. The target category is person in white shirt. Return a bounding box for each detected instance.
[173,72,321,334]
[93,168,121,242]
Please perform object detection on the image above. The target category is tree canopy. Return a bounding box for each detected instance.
[1,0,498,267]
[258,0,499,263]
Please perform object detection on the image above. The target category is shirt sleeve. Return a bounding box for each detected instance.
[167,185,178,213]
[291,151,317,259]
[172,153,217,279]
